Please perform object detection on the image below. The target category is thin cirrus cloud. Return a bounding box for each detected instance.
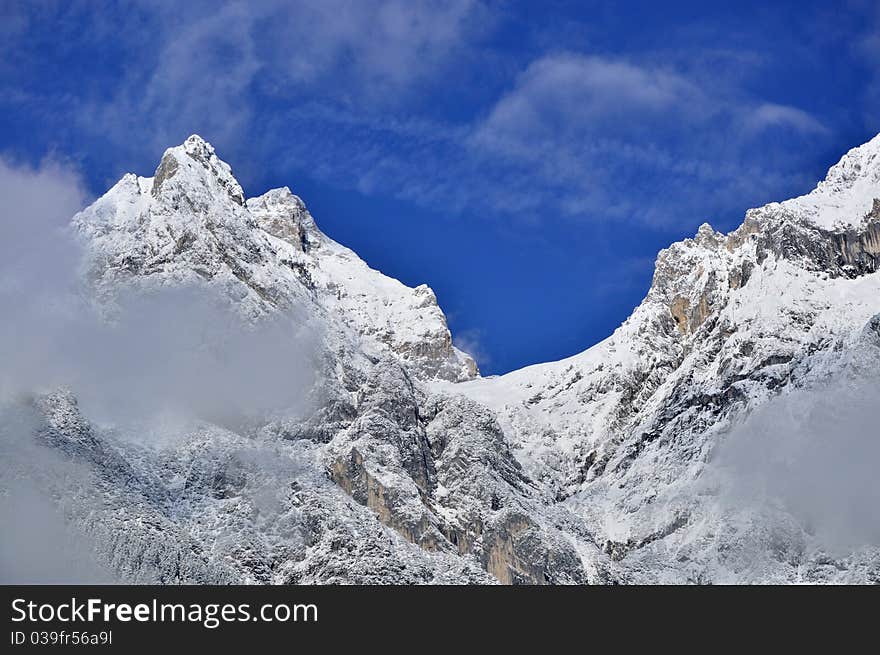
[0,2,853,231]
[744,103,830,135]
[855,13,880,126]
[75,0,485,151]
[472,54,710,148]
[446,53,827,224]
[257,0,483,90]
[468,53,831,214]
[472,53,831,150]
[266,51,832,228]
[298,52,831,226]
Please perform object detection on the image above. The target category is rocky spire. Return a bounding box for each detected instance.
[151,134,245,206]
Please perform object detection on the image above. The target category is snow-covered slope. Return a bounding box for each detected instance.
[442,135,880,581]
[6,134,880,584]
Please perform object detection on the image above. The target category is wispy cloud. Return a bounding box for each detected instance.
[472,54,708,148]
[69,0,487,152]
[466,53,829,219]
[273,50,830,228]
[257,0,483,93]
[453,328,491,370]
[0,2,849,232]
[745,103,830,135]
[854,2,880,130]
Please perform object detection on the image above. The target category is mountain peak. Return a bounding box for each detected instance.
[151,134,245,206]
[771,131,880,230]
[179,133,217,163]
[252,186,304,208]
[821,131,880,188]
[693,222,723,246]
[247,187,319,251]
[183,133,211,148]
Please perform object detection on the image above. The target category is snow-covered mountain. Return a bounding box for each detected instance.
[446,136,880,582]
[4,134,879,583]
[75,135,476,383]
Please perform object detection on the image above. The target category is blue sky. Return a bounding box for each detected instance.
[2,0,880,374]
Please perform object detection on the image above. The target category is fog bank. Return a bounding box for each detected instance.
[716,380,880,552]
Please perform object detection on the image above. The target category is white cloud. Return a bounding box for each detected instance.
[77,2,263,150]
[0,158,88,295]
[453,328,490,369]
[456,52,830,223]
[474,52,827,153]
[745,103,829,135]
[717,380,880,552]
[0,158,88,236]
[473,54,707,149]
[75,0,486,150]
[0,155,318,425]
[263,0,482,92]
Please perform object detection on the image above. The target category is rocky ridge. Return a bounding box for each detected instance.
[6,134,880,584]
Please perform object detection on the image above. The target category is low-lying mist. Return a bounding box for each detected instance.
[1,286,320,430]
[0,401,118,583]
[0,158,320,429]
[0,158,322,582]
[715,379,880,553]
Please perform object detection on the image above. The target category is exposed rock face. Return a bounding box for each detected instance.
[325,362,591,583]
[247,187,316,253]
[8,133,880,584]
[730,207,880,278]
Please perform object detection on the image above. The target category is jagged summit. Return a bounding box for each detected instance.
[767,131,880,230]
[692,222,724,246]
[246,187,321,253]
[24,133,880,584]
[821,130,880,190]
[684,132,880,239]
[181,132,213,153]
[72,135,477,382]
[150,134,246,206]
